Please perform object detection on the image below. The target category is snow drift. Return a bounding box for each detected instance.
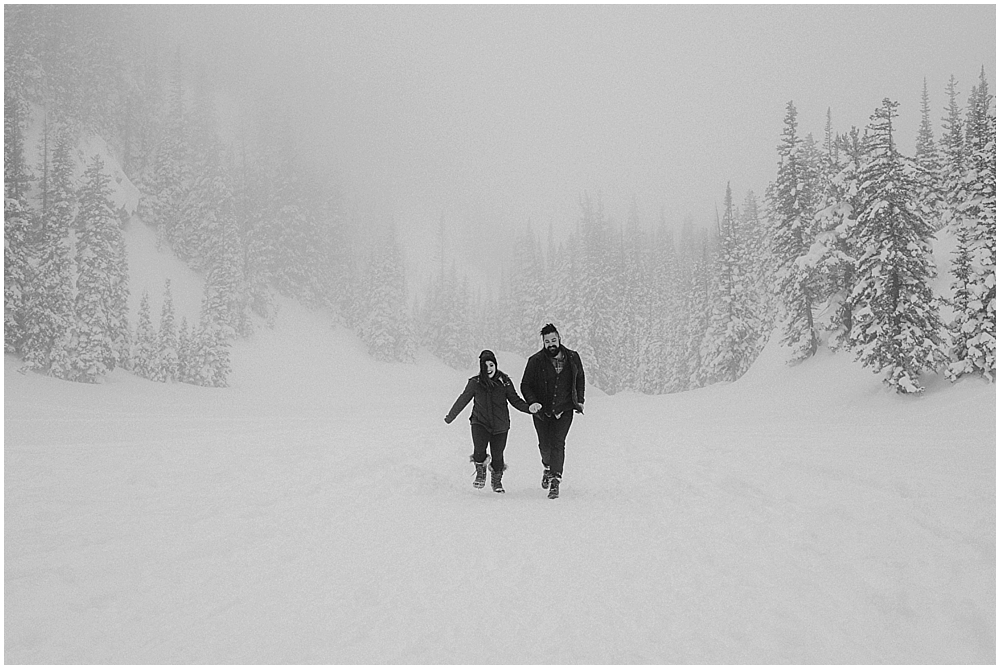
[5,294,995,663]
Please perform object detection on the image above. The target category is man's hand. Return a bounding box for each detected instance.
[529,403,542,414]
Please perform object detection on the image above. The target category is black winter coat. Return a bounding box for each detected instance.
[520,346,585,415]
[445,371,531,434]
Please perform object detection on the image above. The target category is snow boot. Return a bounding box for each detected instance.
[541,467,552,489]
[547,474,561,499]
[471,456,489,489]
[490,463,506,494]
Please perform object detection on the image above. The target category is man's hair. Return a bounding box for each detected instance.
[540,323,559,337]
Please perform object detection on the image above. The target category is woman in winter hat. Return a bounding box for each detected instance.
[444,350,541,492]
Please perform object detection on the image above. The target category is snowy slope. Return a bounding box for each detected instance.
[5,294,995,663]
[5,126,995,662]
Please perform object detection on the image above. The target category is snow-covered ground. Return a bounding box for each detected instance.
[5,292,995,663]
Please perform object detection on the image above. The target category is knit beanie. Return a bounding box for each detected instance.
[479,349,499,382]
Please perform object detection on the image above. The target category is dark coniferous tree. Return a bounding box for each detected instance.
[947,72,996,382]
[768,102,820,362]
[938,75,966,231]
[915,78,943,217]
[847,99,945,393]
[701,184,751,383]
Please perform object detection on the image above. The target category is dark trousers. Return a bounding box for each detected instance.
[471,424,508,470]
[532,411,574,477]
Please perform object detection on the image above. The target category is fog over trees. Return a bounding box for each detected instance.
[4,5,995,393]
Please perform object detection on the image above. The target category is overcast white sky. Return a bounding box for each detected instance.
[153,4,995,252]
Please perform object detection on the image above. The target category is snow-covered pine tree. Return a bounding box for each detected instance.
[806,125,869,348]
[577,194,616,391]
[418,262,475,369]
[193,143,252,338]
[506,224,549,357]
[142,49,192,255]
[359,226,415,363]
[133,291,157,380]
[155,279,179,382]
[938,75,966,231]
[188,305,231,388]
[616,197,652,392]
[203,213,252,339]
[682,237,715,390]
[59,154,130,383]
[701,185,763,384]
[847,99,945,393]
[176,316,194,384]
[946,71,996,382]
[109,222,132,370]
[22,126,77,372]
[915,78,943,219]
[4,83,33,354]
[768,101,821,363]
[737,190,773,361]
[639,211,683,394]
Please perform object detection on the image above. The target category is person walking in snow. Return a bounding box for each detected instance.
[445,349,539,493]
[520,323,585,499]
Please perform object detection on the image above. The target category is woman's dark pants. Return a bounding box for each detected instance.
[471,424,508,470]
[532,411,574,477]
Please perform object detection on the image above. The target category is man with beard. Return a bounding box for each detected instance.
[520,323,585,499]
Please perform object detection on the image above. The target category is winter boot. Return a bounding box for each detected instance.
[541,467,552,489]
[547,474,561,499]
[472,457,488,489]
[490,464,506,494]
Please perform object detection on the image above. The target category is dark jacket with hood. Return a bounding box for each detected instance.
[521,345,585,416]
[445,369,531,434]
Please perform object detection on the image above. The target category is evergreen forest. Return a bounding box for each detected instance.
[4,6,995,393]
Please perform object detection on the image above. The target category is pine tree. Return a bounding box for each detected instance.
[682,240,714,389]
[133,291,157,380]
[947,71,996,382]
[59,155,130,382]
[807,126,870,348]
[938,75,966,231]
[359,225,415,363]
[22,126,77,371]
[737,191,773,361]
[142,48,191,255]
[188,304,231,388]
[614,198,651,392]
[156,279,179,382]
[769,101,820,362]
[915,78,943,219]
[176,316,194,384]
[701,184,755,383]
[848,99,945,393]
[4,81,34,354]
[640,211,683,394]
[504,225,548,357]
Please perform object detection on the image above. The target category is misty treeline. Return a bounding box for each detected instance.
[4,7,995,394]
[418,75,996,395]
[4,7,400,385]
